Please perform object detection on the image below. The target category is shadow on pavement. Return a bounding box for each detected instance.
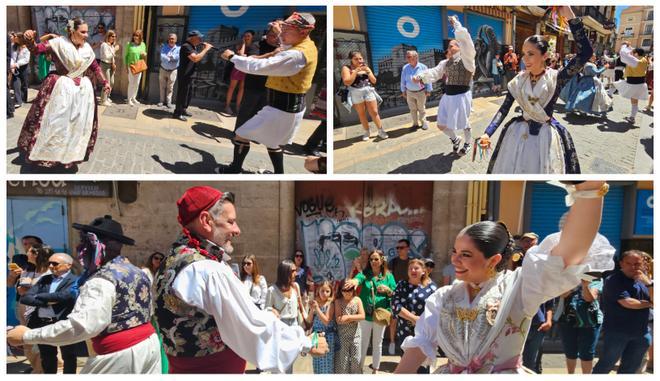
[641,136,653,159]
[595,118,638,133]
[389,152,461,174]
[8,148,79,174]
[191,122,233,143]
[141,108,174,120]
[151,143,220,174]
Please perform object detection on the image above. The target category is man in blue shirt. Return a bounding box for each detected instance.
[159,33,181,108]
[593,250,653,374]
[400,50,432,130]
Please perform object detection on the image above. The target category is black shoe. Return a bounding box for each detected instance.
[458,142,471,156]
[173,114,187,122]
[451,136,463,153]
[183,110,193,117]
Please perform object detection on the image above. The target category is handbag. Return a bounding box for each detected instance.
[370,279,392,326]
[130,59,147,75]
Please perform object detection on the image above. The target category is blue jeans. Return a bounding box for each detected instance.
[558,322,601,361]
[593,329,652,374]
[523,324,546,373]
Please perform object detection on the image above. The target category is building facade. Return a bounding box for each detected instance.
[615,6,653,52]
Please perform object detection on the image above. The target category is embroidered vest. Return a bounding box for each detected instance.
[92,256,152,335]
[446,58,473,86]
[266,37,318,94]
[625,57,648,78]
[154,240,226,357]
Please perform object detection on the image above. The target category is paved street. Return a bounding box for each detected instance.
[7,89,322,174]
[334,91,653,174]
[7,352,652,374]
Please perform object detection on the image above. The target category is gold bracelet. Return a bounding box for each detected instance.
[564,183,609,206]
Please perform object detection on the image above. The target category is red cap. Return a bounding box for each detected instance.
[177,186,223,226]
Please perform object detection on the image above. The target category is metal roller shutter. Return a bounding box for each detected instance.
[466,12,504,43]
[363,7,444,112]
[188,6,288,38]
[528,182,623,252]
[364,6,444,74]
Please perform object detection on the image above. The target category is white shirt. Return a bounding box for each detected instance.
[243,275,268,309]
[231,49,307,77]
[24,277,116,346]
[172,260,311,373]
[417,20,476,84]
[100,42,118,65]
[619,44,641,68]
[11,46,30,68]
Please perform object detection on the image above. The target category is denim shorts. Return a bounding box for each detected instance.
[349,86,377,105]
[558,322,601,361]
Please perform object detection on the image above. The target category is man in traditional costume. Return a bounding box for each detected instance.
[218,12,319,174]
[415,16,476,156]
[7,216,161,374]
[154,186,327,373]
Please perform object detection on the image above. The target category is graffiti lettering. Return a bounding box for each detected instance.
[299,218,428,283]
[32,7,116,38]
[295,195,346,220]
[363,196,425,218]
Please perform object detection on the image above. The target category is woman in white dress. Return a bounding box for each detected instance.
[415,16,476,156]
[479,6,591,174]
[395,181,615,374]
[17,18,110,169]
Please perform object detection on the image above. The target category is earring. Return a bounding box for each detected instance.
[487,266,497,279]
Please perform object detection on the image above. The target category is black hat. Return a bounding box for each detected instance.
[72,215,135,245]
[423,258,435,268]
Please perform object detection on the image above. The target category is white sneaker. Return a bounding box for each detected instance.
[421,121,429,130]
[101,100,112,107]
[157,102,164,107]
[452,136,464,153]
[128,99,135,107]
[388,342,395,355]
[133,99,141,105]
[362,130,370,141]
[377,128,389,139]
[166,103,174,109]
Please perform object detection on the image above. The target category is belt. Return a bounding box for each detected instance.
[626,77,646,85]
[266,88,306,113]
[407,88,425,93]
[37,317,57,324]
[160,66,176,72]
[445,85,470,95]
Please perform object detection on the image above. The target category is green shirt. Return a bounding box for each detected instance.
[355,271,396,321]
[124,42,146,66]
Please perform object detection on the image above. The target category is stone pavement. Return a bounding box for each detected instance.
[6,89,323,174]
[6,352,652,374]
[334,92,653,174]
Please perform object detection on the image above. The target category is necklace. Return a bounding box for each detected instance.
[529,70,545,86]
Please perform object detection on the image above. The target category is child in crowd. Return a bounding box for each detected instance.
[307,281,336,374]
[334,279,365,373]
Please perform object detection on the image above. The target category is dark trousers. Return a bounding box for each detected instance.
[173,74,193,116]
[304,120,326,149]
[522,324,546,373]
[29,317,78,373]
[593,330,652,374]
[12,65,28,105]
[234,88,267,131]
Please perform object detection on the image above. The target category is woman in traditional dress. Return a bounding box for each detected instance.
[613,43,650,125]
[478,6,591,174]
[395,180,615,374]
[414,15,476,156]
[560,53,612,116]
[17,18,110,168]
